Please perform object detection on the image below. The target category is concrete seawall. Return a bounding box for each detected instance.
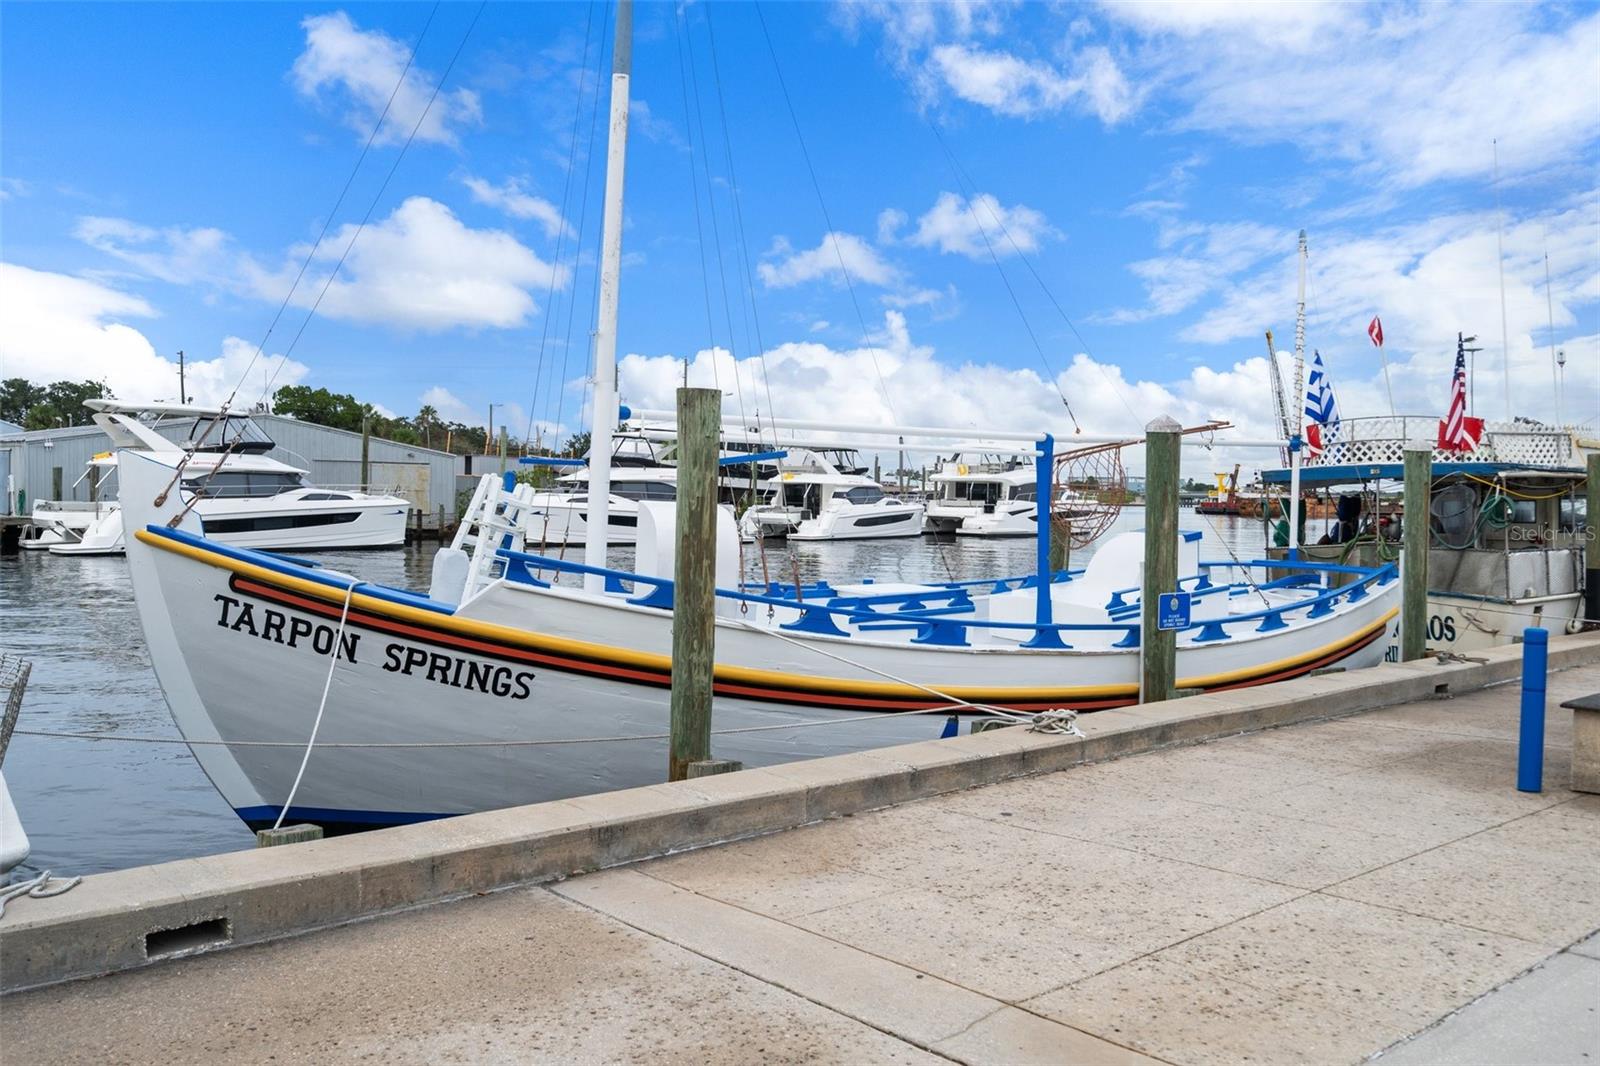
[5,632,1599,994]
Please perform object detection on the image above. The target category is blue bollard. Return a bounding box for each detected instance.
[1517,627,1549,793]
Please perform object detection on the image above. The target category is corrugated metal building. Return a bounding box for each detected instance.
[0,414,463,521]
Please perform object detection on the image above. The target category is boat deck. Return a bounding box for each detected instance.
[5,661,1596,1064]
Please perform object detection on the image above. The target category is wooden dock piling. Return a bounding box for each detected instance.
[669,387,721,782]
[1402,443,1431,661]
[1141,415,1181,703]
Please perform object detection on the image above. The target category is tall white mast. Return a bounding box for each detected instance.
[583,0,632,592]
[1288,230,1307,553]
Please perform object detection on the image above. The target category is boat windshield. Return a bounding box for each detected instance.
[164,415,277,455]
[182,470,309,499]
[840,485,884,504]
[611,481,676,501]
[821,449,867,475]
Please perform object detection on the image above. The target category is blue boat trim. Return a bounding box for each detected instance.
[145,524,455,615]
[235,804,452,832]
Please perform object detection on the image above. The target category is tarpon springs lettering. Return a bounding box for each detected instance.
[212,594,534,700]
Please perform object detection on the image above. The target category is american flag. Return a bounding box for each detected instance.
[1303,349,1340,456]
[1438,335,1484,451]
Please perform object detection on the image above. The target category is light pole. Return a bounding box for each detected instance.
[487,403,503,456]
[1556,349,1567,427]
[1462,334,1483,416]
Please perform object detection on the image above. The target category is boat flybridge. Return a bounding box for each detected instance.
[40,400,410,555]
[1262,414,1594,654]
[738,446,924,541]
[925,443,1091,536]
[113,0,1399,834]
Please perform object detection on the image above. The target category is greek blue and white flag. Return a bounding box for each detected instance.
[1303,349,1340,456]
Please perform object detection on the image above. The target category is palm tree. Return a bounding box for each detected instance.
[417,404,438,449]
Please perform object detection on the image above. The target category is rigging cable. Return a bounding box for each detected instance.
[523,0,600,450]
[703,3,780,441]
[919,112,1134,430]
[224,0,445,414]
[753,0,899,422]
[254,1,488,409]
[921,129,1080,432]
[682,5,749,433]
[672,3,725,394]
[550,0,613,454]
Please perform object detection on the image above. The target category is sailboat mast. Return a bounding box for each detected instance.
[583,0,632,592]
[1288,230,1307,553]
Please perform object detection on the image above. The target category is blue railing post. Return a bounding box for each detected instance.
[1517,627,1549,793]
[1035,433,1053,631]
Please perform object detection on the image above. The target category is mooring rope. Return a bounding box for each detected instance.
[272,578,357,830]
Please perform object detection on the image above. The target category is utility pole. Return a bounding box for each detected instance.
[487,403,502,459]
[177,350,187,404]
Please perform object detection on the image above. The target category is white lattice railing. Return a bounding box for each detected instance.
[1308,416,1579,468]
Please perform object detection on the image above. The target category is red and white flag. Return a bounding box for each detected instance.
[1438,336,1484,452]
[1367,315,1384,347]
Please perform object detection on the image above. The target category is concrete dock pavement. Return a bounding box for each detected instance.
[3,660,1599,1063]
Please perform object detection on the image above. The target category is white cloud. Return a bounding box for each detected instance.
[1097,1,1352,51]
[292,11,482,146]
[0,263,307,406]
[1102,3,1600,188]
[76,197,566,333]
[246,196,568,331]
[0,177,33,201]
[928,44,1134,123]
[1107,195,1600,429]
[615,309,1302,477]
[73,217,237,286]
[758,232,903,289]
[461,176,570,240]
[906,191,1055,259]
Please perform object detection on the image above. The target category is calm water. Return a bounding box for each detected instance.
[1,510,1280,876]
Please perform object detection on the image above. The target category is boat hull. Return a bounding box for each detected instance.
[129,520,1398,829]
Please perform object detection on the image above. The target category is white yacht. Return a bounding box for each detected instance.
[44,401,411,555]
[739,448,924,541]
[21,500,113,550]
[924,444,1089,536]
[523,465,679,547]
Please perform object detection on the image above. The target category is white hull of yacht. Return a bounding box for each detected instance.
[46,496,409,555]
[119,452,1399,830]
[926,502,1038,537]
[524,496,640,546]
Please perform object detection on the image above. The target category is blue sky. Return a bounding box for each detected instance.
[2,1,1596,471]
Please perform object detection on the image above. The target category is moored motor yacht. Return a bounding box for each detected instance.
[925,444,1091,536]
[43,401,412,555]
[738,448,924,541]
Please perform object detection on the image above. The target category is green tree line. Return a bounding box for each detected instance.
[270,385,586,458]
[0,378,114,430]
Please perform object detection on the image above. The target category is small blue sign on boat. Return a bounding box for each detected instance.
[1157,591,1192,630]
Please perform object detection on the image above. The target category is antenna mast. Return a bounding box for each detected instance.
[1288,231,1307,553]
[1264,329,1290,467]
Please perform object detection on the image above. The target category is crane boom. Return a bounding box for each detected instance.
[1265,328,1290,466]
